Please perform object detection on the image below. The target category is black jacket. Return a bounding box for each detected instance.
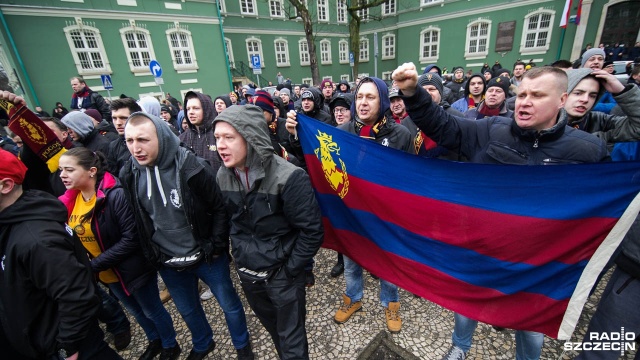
[402,85,609,165]
[120,148,230,267]
[0,190,99,358]
[59,173,155,294]
[108,136,130,175]
[82,128,111,157]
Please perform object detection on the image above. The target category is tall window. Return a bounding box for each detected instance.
[359,37,369,62]
[421,0,443,5]
[357,7,369,21]
[269,0,283,18]
[340,74,350,81]
[274,39,289,66]
[381,34,395,60]
[339,39,349,64]
[520,9,555,55]
[246,37,264,67]
[240,0,257,15]
[465,20,491,59]
[337,0,347,24]
[320,39,332,64]
[120,26,156,73]
[317,0,329,22]
[217,0,226,13]
[64,23,111,75]
[299,39,310,66]
[166,27,198,70]
[382,0,396,16]
[419,27,440,63]
[224,38,235,68]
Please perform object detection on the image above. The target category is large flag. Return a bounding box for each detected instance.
[295,114,640,340]
[560,0,573,28]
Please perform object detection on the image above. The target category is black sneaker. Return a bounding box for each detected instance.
[305,270,315,287]
[159,343,181,360]
[113,329,131,350]
[186,341,215,360]
[139,339,162,360]
[330,262,344,277]
[236,342,255,360]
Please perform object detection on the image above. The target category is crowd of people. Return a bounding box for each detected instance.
[0,46,639,360]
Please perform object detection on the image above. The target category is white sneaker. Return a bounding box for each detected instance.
[441,345,466,360]
[200,288,214,301]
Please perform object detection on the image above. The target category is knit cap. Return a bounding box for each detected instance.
[321,79,333,89]
[417,73,444,96]
[253,90,275,116]
[486,76,510,94]
[279,88,291,97]
[61,111,95,140]
[84,109,102,122]
[581,48,606,67]
[245,87,256,98]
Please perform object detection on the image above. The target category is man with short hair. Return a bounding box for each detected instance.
[292,85,301,101]
[120,113,254,360]
[84,108,118,142]
[393,63,608,360]
[320,79,334,111]
[464,76,513,120]
[511,61,526,86]
[451,74,486,113]
[108,97,142,174]
[214,105,323,360]
[34,105,50,117]
[445,67,466,102]
[69,76,111,121]
[286,76,412,333]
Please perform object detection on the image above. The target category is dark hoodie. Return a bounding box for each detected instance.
[214,94,233,113]
[336,80,351,93]
[180,91,222,173]
[297,87,332,125]
[0,190,99,358]
[451,74,486,112]
[342,77,412,153]
[121,112,229,266]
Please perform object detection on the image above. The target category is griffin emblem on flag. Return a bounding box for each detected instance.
[314,130,349,199]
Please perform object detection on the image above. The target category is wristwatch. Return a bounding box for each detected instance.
[58,348,68,359]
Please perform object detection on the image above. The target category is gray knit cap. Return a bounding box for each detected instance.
[417,73,444,96]
[581,48,606,67]
[61,111,95,140]
[566,68,605,104]
[279,88,290,97]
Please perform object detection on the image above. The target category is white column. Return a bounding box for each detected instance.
[570,0,594,61]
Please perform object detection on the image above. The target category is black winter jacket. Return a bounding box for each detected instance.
[402,85,609,164]
[59,173,155,294]
[0,190,99,358]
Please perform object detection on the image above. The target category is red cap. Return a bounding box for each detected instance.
[0,149,28,185]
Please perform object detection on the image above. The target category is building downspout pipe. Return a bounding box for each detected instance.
[215,1,233,92]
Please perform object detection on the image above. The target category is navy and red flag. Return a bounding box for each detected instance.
[295,114,640,340]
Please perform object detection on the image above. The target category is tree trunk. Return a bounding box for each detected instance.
[348,14,361,79]
[301,11,320,85]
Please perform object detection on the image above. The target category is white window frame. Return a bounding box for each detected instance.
[357,72,369,79]
[63,23,112,75]
[421,0,443,6]
[302,77,313,85]
[322,76,333,82]
[166,27,199,71]
[382,0,396,16]
[119,26,156,73]
[519,9,555,55]
[239,0,257,15]
[339,39,349,64]
[292,0,308,18]
[269,0,284,18]
[340,74,350,81]
[317,0,329,22]
[246,37,264,67]
[299,39,310,66]
[274,38,290,67]
[320,39,332,65]
[357,7,369,22]
[381,34,395,60]
[337,0,347,24]
[381,71,392,81]
[419,27,440,63]
[224,37,235,68]
[464,20,491,60]
[217,0,226,14]
[359,37,369,62]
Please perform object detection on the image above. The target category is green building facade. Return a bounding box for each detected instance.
[0,0,636,110]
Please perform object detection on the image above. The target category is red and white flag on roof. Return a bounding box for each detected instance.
[560,0,573,28]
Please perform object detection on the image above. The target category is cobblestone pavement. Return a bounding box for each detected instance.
[109,248,636,359]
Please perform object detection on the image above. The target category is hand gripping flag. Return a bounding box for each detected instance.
[0,99,66,172]
[295,114,640,340]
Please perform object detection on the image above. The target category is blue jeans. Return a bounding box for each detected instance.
[96,285,130,335]
[158,253,250,352]
[343,255,398,307]
[452,313,544,360]
[108,277,177,349]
